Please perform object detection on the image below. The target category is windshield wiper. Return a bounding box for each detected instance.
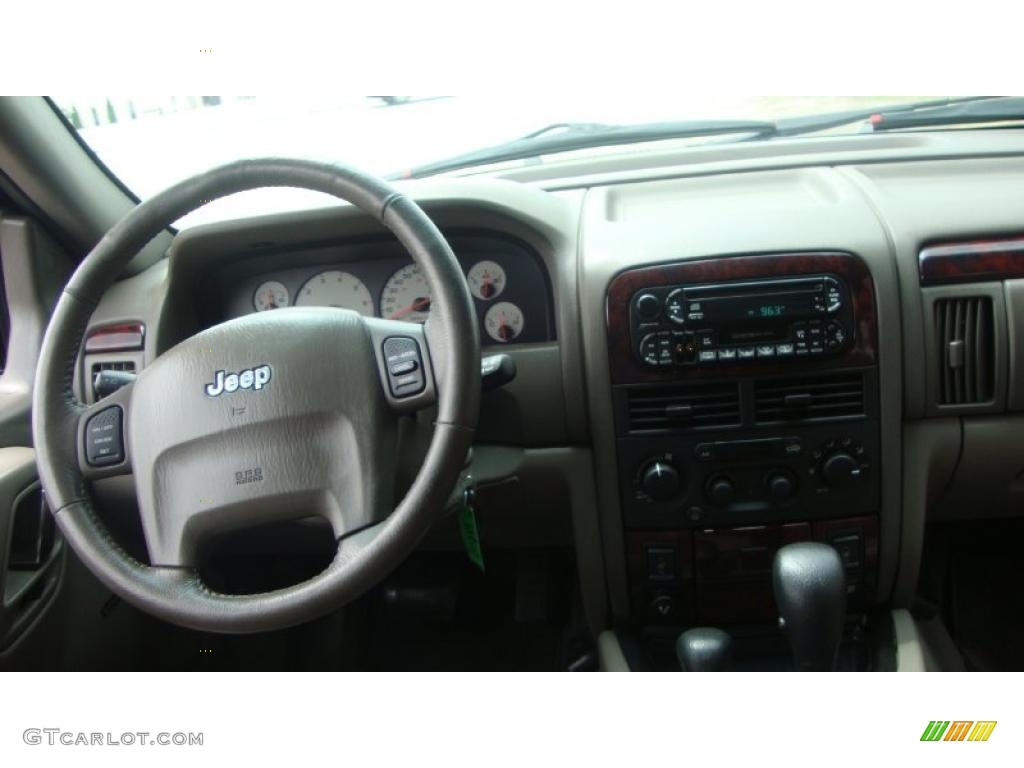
[767,96,1015,138]
[868,96,1024,131]
[395,119,776,179]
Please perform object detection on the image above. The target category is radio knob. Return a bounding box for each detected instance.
[641,460,681,501]
[635,293,662,320]
[821,451,860,487]
[766,471,797,501]
[706,476,736,506]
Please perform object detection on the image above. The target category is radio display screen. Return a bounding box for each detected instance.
[718,322,790,344]
[701,294,816,324]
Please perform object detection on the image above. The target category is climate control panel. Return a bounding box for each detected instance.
[617,423,879,529]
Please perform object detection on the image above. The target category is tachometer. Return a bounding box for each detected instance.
[380,263,432,323]
[295,270,374,316]
[252,280,290,312]
[467,260,506,300]
[484,301,524,343]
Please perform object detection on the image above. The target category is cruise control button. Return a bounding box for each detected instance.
[85,406,124,466]
[382,336,426,398]
[389,360,418,376]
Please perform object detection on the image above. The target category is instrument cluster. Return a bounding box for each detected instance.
[222,233,553,345]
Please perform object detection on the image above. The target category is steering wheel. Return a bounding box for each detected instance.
[32,159,480,633]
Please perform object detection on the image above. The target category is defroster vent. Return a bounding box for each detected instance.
[934,296,994,405]
[627,382,741,432]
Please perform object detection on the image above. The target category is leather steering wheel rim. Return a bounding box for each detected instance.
[32,159,480,633]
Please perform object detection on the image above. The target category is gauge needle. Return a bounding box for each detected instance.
[388,297,431,320]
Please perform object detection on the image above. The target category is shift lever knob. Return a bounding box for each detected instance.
[676,627,733,671]
[772,542,846,671]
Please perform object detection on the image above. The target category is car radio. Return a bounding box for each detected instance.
[629,275,854,367]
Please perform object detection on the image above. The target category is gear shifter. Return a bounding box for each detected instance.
[676,627,733,671]
[772,542,846,671]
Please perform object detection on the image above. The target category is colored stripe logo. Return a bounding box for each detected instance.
[921,721,997,742]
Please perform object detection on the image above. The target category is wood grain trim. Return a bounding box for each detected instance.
[919,236,1024,286]
[605,252,877,384]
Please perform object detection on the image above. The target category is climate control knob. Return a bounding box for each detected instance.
[706,476,736,506]
[821,451,860,487]
[641,460,681,501]
[766,471,797,501]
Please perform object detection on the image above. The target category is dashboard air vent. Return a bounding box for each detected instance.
[754,371,865,423]
[627,382,740,432]
[934,296,993,405]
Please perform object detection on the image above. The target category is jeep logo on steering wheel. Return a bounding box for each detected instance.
[205,365,272,397]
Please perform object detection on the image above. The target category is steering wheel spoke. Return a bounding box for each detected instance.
[76,380,134,480]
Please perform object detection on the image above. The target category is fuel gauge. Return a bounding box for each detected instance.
[253,280,290,311]
[484,301,524,343]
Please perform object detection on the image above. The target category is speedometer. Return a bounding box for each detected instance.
[380,263,432,323]
[295,270,374,316]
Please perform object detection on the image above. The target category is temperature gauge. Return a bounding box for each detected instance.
[467,260,506,300]
[252,280,290,311]
[484,301,524,343]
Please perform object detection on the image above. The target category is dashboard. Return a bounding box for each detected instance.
[73,132,1024,651]
[216,232,555,346]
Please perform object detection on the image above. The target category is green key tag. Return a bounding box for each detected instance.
[458,485,485,572]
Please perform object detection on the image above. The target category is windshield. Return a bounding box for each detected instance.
[53,95,941,228]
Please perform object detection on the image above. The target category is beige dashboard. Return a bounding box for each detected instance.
[77,132,1024,635]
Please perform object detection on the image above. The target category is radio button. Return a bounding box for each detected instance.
[697,330,716,348]
[776,343,795,356]
[656,333,675,366]
[698,350,717,362]
[638,333,660,366]
[756,345,776,357]
[672,331,696,364]
[737,346,756,359]
[825,321,848,349]
[792,322,808,342]
[665,289,687,325]
[717,347,737,361]
[635,293,662,320]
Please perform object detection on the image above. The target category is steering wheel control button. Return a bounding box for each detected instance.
[85,406,124,466]
[382,336,425,397]
[389,360,418,376]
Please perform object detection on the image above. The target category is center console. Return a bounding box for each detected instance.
[606,252,881,637]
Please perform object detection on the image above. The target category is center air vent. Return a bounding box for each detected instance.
[754,371,865,423]
[934,296,994,406]
[627,382,740,432]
